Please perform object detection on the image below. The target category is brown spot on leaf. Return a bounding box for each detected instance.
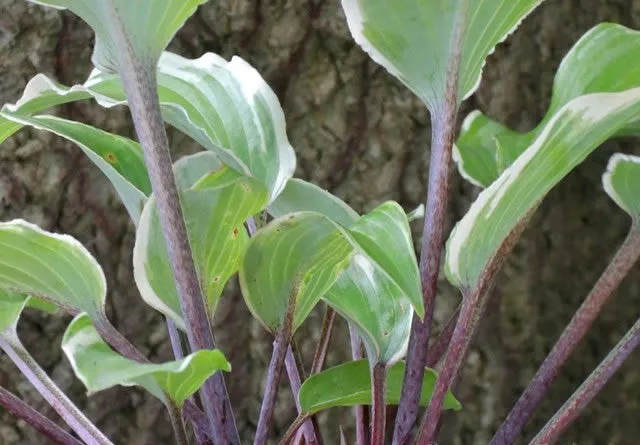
[105,153,117,164]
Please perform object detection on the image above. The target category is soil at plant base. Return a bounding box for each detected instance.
[0,1,638,444]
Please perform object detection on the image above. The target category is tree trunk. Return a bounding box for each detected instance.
[0,1,638,444]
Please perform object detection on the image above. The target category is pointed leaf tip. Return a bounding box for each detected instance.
[62,313,230,406]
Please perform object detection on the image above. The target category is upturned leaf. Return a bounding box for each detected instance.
[1,113,150,223]
[446,24,640,291]
[29,0,207,73]
[0,220,106,317]
[298,359,461,414]
[603,154,640,222]
[134,152,268,329]
[239,212,354,334]
[341,0,542,108]
[62,314,230,406]
[455,23,640,187]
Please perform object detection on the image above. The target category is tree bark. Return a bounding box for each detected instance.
[1,1,639,444]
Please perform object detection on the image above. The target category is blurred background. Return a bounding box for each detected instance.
[0,0,639,443]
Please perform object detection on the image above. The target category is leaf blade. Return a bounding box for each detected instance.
[299,359,461,414]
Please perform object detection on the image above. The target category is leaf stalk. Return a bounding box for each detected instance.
[0,331,113,445]
[370,363,387,445]
[490,227,640,444]
[530,317,640,444]
[0,386,83,445]
[108,8,239,442]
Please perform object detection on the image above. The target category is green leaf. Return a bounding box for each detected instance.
[446,90,640,290]
[62,314,230,406]
[603,154,640,222]
[0,220,106,317]
[341,0,542,108]
[299,359,461,414]
[243,201,422,364]
[0,290,29,333]
[268,178,359,227]
[406,204,425,222]
[239,212,355,334]
[2,49,295,202]
[324,255,413,365]
[347,202,423,318]
[134,152,268,329]
[89,52,296,201]
[455,23,640,187]
[29,0,207,73]
[1,112,150,224]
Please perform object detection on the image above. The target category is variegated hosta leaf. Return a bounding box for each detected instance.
[1,51,296,202]
[298,359,461,414]
[268,178,360,227]
[446,87,640,290]
[29,0,207,73]
[62,314,230,406]
[322,203,421,365]
[239,212,354,334]
[603,154,640,222]
[1,112,150,224]
[324,255,413,365]
[0,220,106,317]
[134,152,268,329]
[341,0,542,108]
[242,202,422,365]
[268,180,424,318]
[455,23,640,187]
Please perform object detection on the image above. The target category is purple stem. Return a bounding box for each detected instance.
[426,306,460,369]
[166,318,186,359]
[0,331,112,445]
[0,386,82,445]
[392,18,465,445]
[285,347,319,445]
[370,363,387,445]
[530,317,640,445]
[111,26,239,443]
[490,228,640,444]
[281,413,312,444]
[349,323,369,445]
[291,307,335,444]
[414,285,481,445]
[254,330,291,445]
[310,306,336,375]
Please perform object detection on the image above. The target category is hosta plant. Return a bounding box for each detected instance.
[0,1,638,445]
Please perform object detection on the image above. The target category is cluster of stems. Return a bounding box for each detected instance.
[2,7,640,445]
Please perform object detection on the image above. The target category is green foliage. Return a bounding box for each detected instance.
[341,0,542,108]
[29,0,207,73]
[134,152,268,328]
[446,24,640,290]
[62,314,230,406]
[298,359,461,414]
[455,24,640,187]
[603,154,640,222]
[0,291,29,333]
[0,220,106,318]
[239,212,354,334]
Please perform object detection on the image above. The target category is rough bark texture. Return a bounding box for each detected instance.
[0,0,639,444]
